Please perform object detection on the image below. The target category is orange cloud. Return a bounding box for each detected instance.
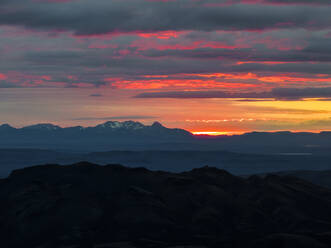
[138,31,187,39]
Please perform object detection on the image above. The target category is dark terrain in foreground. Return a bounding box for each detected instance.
[2,163,331,247]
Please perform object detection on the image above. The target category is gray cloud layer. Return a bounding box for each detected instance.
[135,87,331,100]
[0,0,330,90]
[0,0,331,34]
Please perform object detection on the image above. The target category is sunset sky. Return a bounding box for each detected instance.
[1,0,331,134]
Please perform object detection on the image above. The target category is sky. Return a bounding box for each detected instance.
[1,0,331,134]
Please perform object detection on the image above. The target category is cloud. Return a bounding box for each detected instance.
[260,0,331,4]
[272,87,331,99]
[0,81,22,88]
[213,0,330,5]
[142,45,331,62]
[0,73,7,80]
[0,0,330,35]
[135,90,269,99]
[0,1,330,91]
[241,106,330,114]
[135,87,331,100]
[89,93,103,97]
[185,117,331,132]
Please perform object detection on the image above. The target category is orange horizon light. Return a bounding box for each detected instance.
[191,131,243,136]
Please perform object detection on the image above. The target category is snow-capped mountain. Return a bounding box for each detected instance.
[0,121,193,151]
[22,123,62,131]
[0,121,176,132]
[95,121,145,130]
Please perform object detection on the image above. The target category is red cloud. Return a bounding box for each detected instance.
[0,73,7,80]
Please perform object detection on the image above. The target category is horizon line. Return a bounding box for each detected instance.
[1,121,331,137]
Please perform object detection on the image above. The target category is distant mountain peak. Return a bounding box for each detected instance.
[122,120,145,129]
[96,121,145,130]
[0,121,170,131]
[0,124,15,130]
[23,123,61,130]
[0,121,192,148]
[151,121,164,128]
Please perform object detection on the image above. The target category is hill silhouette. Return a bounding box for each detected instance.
[2,149,331,178]
[1,162,331,247]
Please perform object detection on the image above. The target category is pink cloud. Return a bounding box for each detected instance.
[0,73,7,80]
[138,31,187,39]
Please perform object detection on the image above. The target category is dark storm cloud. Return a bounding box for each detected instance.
[135,87,331,100]
[0,0,330,34]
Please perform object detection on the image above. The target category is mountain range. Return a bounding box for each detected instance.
[1,121,331,154]
[0,121,193,151]
[0,121,191,140]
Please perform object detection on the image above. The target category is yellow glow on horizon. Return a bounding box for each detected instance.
[235,99,331,120]
[192,131,243,136]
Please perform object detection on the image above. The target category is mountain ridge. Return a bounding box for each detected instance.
[2,149,331,178]
[1,121,331,154]
[2,162,331,247]
[2,121,331,136]
[0,121,171,131]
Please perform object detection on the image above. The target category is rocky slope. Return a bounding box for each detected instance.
[1,163,331,247]
[274,170,331,189]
